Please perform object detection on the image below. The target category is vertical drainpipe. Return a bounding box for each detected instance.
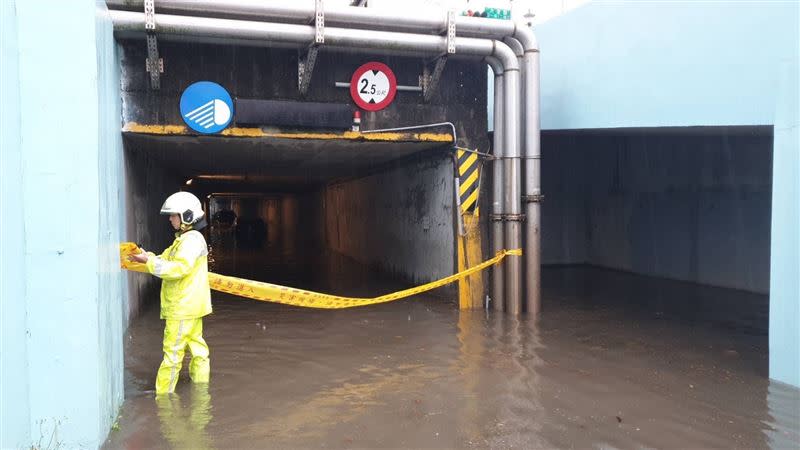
[513,24,542,316]
[501,50,523,316]
[503,37,525,315]
[485,56,504,312]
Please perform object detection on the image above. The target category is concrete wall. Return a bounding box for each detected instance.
[541,127,773,294]
[532,1,799,130]
[94,3,127,441]
[122,139,182,318]
[118,42,488,151]
[0,1,128,447]
[0,1,31,447]
[114,23,490,207]
[323,152,456,284]
[769,61,800,387]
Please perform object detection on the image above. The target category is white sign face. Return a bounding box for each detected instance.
[355,70,391,105]
[350,62,397,111]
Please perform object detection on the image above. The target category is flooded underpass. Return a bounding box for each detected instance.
[105,246,799,449]
[107,126,800,449]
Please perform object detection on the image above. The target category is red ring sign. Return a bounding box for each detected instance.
[350,62,397,111]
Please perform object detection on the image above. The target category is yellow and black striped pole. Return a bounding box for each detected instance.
[455,147,486,309]
[457,148,482,214]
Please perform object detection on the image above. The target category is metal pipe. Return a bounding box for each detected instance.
[485,56,504,312]
[335,81,422,92]
[111,11,519,68]
[107,0,500,35]
[361,122,457,143]
[503,36,525,316]
[522,33,542,316]
[106,1,537,49]
[502,68,522,315]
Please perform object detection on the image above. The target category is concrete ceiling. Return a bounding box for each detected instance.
[124,133,450,190]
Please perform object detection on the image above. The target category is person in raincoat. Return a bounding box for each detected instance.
[129,191,213,394]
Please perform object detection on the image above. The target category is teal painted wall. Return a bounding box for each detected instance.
[769,59,800,388]
[517,0,799,386]
[95,0,127,439]
[1,0,127,447]
[533,1,799,130]
[0,1,31,447]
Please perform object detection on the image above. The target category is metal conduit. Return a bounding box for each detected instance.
[108,4,538,315]
[523,45,542,316]
[485,56,505,312]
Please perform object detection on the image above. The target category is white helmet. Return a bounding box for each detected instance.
[160,191,205,225]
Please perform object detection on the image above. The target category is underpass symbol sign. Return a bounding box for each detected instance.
[350,62,397,111]
[180,81,234,134]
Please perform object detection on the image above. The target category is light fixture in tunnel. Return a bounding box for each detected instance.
[185,178,193,185]
[196,175,248,181]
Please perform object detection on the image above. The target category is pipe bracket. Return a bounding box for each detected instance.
[490,213,526,222]
[314,0,325,44]
[422,56,447,102]
[143,0,163,90]
[446,10,456,54]
[522,194,544,203]
[298,45,320,95]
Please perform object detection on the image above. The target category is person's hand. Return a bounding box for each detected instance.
[128,249,149,264]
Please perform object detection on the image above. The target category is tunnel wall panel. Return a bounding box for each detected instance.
[323,154,456,285]
[123,141,183,319]
[541,128,772,294]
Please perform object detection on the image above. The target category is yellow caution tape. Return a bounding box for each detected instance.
[120,242,521,309]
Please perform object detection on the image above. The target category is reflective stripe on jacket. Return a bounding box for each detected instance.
[146,230,212,320]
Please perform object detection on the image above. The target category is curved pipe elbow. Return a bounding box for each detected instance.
[492,40,519,72]
[502,37,524,58]
[512,22,539,52]
[484,56,504,76]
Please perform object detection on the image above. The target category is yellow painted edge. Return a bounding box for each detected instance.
[122,123,188,135]
[122,123,453,143]
[457,214,484,310]
[457,235,469,310]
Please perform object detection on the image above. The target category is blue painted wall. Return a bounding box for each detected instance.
[0,0,128,447]
[0,1,31,447]
[769,59,800,388]
[534,1,799,130]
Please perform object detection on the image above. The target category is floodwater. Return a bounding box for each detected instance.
[104,234,799,449]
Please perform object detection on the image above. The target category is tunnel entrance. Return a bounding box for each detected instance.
[539,125,773,342]
[123,131,458,313]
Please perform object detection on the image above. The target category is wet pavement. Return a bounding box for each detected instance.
[104,241,800,449]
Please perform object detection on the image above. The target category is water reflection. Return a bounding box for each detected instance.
[766,380,800,449]
[155,384,213,450]
[105,236,798,449]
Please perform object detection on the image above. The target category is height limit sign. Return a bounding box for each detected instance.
[350,62,397,111]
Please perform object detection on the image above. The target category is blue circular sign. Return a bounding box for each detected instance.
[180,81,234,134]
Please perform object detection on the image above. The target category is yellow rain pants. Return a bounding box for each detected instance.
[156,318,210,394]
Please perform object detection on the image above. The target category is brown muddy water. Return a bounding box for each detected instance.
[104,242,799,449]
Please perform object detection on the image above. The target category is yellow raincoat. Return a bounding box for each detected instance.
[146,229,212,394]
